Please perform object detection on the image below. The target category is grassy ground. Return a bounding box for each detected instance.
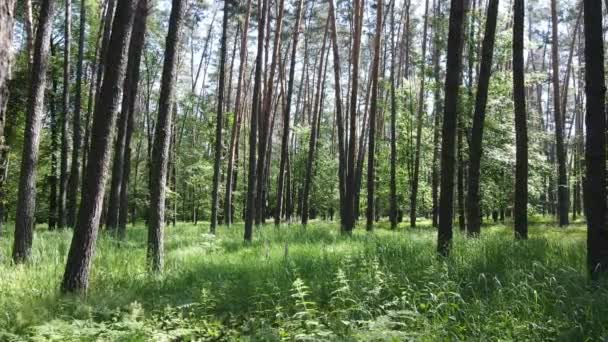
[0,218,607,341]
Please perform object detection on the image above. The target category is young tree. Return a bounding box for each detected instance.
[366,0,382,231]
[0,0,16,114]
[210,0,230,234]
[513,0,528,239]
[276,0,304,225]
[550,0,569,227]
[437,0,466,256]
[12,0,56,263]
[410,0,429,228]
[465,0,499,236]
[61,0,137,293]
[147,0,186,272]
[583,0,607,278]
[244,0,268,241]
[66,0,86,227]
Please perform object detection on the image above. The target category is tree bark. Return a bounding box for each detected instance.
[147,0,186,272]
[276,0,304,225]
[513,0,528,239]
[12,0,56,263]
[410,0,430,228]
[302,20,329,225]
[431,0,443,228]
[61,0,137,293]
[66,0,86,228]
[389,0,398,230]
[366,0,383,231]
[224,0,252,227]
[465,0,499,236]
[550,0,569,227]
[584,0,607,278]
[58,0,72,229]
[210,0,230,233]
[114,0,148,237]
[437,0,466,257]
[244,0,268,241]
[344,0,364,233]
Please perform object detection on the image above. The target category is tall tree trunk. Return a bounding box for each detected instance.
[255,0,285,225]
[23,0,34,64]
[61,0,137,293]
[0,0,16,236]
[147,0,185,272]
[344,0,364,233]
[276,0,304,226]
[409,0,430,228]
[389,0,398,230]
[210,0,230,234]
[431,0,443,228]
[513,0,528,239]
[302,21,329,225]
[48,41,59,231]
[244,0,268,241]
[550,0,569,227]
[583,0,607,278]
[225,0,252,227]
[117,0,149,237]
[59,0,72,229]
[66,0,86,228]
[437,0,466,257]
[328,0,347,231]
[465,0,499,236]
[366,0,383,231]
[12,0,56,263]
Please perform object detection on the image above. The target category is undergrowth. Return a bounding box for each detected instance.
[0,219,606,341]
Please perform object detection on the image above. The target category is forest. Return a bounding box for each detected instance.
[0,0,608,339]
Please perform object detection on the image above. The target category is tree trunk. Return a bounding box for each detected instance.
[513,0,528,239]
[244,0,268,241]
[366,0,383,231]
[344,0,364,233]
[276,0,304,226]
[48,41,60,231]
[465,0,499,236]
[224,0,252,227]
[12,0,55,263]
[61,0,137,293]
[584,0,607,278]
[58,0,72,229]
[550,0,569,227]
[210,0,230,234]
[410,0,430,228]
[328,0,347,231]
[147,0,186,272]
[389,0,398,230]
[437,0,466,257]
[66,0,86,228]
[0,0,16,236]
[116,0,148,237]
[255,0,285,226]
[431,0,443,228]
[302,21,329,225]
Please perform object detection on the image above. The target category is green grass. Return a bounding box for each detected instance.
[0,219,607,341]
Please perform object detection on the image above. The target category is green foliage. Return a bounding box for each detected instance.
[1,221,607,340]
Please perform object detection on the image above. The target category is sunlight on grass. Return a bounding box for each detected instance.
[0,219,606,340]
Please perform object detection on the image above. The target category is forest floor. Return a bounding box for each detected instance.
[1,218,607,341]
